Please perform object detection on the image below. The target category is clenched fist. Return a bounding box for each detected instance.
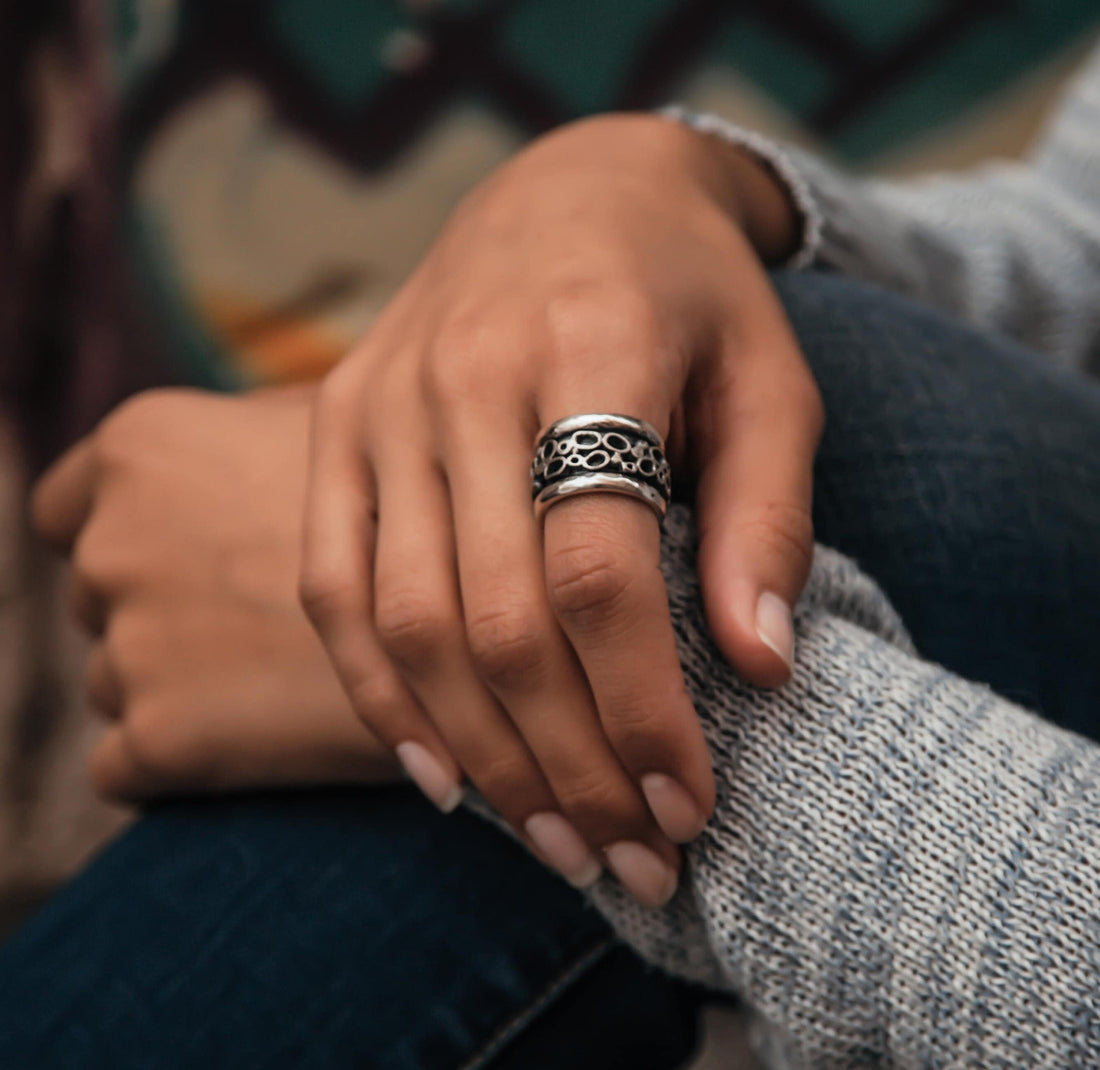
[32,387,400,800]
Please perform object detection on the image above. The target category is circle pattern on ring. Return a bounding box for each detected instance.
[531,417,671,506]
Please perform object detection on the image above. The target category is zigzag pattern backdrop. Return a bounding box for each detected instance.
[116,0,1100,168]
[109,0,1100,392]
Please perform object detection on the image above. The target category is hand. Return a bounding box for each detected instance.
[302,113,822,907]
[32,387,400,801]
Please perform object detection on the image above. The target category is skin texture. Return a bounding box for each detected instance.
[300,113,819,902]
[31,387,400,800]
[30,114,812,905]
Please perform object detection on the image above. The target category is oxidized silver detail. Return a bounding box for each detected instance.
[531,414,671,520]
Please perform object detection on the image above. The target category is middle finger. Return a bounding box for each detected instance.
[372,440,604,890]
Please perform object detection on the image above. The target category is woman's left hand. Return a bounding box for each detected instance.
[32,387,401,800]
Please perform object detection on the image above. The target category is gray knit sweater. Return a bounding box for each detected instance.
[573,48,1100,1069]
[593,512,1099,1067]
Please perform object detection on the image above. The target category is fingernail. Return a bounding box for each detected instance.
[604,842,678,908]
[641,773,706,843]
[756,591,795,673]
[525,812,602,889]
[395,741,463,814]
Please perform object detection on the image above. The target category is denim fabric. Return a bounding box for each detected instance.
[782,271,1100,735]
[0,789,704,1070]
[1,270,1098,1068]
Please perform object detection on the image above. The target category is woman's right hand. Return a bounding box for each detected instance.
[302,113,821,907]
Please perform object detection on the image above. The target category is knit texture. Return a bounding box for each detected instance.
[576,506,1100,1068]
[671,44,1100,376]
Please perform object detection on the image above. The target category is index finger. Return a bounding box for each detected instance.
[31,437,97,551]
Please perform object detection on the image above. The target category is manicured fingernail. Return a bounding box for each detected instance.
[641,773,706,843]
[604,842,678,908]
[756,591,795,673]
[395,741,463,814]
[525,812,602,889]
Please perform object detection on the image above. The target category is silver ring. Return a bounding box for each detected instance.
[531,414,671,521]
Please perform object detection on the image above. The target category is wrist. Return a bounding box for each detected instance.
[680,127,802,264]
[476,112,803,265]
[550,113,802,265]
[715,143,802,264]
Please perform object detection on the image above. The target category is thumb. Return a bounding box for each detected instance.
[692,328,822,688]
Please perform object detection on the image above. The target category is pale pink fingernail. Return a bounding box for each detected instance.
[525,812,602,889]
[605,841,678,908]
[756,591,795,673]
[395,741,463,813]
[641,773,706,843]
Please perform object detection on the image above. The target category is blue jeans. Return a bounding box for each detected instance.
[2,272,1099,1068]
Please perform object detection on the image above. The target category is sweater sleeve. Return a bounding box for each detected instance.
[586,506,1100,1069]
[665,44,1100,373]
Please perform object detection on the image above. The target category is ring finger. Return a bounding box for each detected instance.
[441,406,681,907]
[537,401,715,843]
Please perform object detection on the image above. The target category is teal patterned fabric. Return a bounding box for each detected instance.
[112,0,1100,160]
[105,0,1100,395]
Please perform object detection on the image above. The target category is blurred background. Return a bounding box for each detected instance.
[103,0,1100,394]
[1,0,1099,1058]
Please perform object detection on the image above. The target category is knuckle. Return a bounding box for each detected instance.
[316,360,361,417]
[603,703,690,774]
[100,611,161,692]
[465,604,548,690]
[602,699,667,749]
[735,502,815,573]
[298,565,359,626]
[345,666,410,730]
[122,703,208,784]
[545,284,661,354]
[554,771,640,838]
[72,525,120,592]
[374,589,454,667]
[467,749,538,809]
[424,318,513,403]
[547,542,635,627]
[542,286,670,400]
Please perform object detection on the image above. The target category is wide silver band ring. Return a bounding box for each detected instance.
[530,414,671,521]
